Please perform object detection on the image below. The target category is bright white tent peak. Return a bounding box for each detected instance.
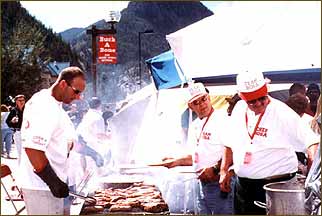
[166,1,321,79]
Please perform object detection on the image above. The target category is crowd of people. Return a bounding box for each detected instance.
[1,67,321,215]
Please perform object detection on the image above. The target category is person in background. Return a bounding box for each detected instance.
[289,82,306,96]
[19,66,86,215]
[288,82,314,117]
[1,104,14,158]
[285,93,320,175]
[159,82,234,215]
[219,71,320,215]
[6,94,26,164]
[225,93,241,116]
[76,97,111,174]
[305,94,321,215]
[306,83,320,116]
[310,95,321,134]
[102,109,114,134]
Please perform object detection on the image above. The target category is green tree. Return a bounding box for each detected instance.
[1,18,45,100]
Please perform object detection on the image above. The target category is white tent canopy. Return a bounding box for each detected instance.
[166,1,321,79]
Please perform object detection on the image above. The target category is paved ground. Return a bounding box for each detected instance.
[1,143,27,215]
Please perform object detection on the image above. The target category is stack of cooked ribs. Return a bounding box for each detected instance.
[81,182,169,214]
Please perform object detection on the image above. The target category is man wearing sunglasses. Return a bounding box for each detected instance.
[159,82,234,215]
[19,66,86,215]
[219,71,319,215]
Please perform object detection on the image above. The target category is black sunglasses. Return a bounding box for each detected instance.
[246,96,267,105]
[66,81,82,95]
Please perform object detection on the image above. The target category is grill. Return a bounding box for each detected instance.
[80,181,170,215]
[71,165,198,215]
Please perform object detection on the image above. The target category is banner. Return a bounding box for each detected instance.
[98,35,117,64]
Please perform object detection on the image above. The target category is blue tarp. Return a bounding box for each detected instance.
[146,50,185,90]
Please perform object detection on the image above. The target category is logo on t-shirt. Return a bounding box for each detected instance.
[32,136,46,145]
[202,131,211,140]
[255,127,268,137]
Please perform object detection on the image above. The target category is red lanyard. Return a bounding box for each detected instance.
[245,108,265,142]
[197,107,214,144]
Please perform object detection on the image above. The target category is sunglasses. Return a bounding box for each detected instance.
[246,96,267,106]
[192,95,208,106]
[66,81,82,95]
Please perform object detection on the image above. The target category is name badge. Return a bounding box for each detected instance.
[243,152,252,165]
[194,152,199,163]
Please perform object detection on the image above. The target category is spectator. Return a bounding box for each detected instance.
[285,93,320,175]
[305,94,321,215]
[310,95,321,134]
[289,82,306,96]
[6,94,26,164]
[306,83,321,116]
[1,104,14,158]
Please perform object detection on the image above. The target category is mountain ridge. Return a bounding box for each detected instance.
[60,1,213,103]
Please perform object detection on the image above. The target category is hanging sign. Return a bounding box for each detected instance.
[97,35,117,64]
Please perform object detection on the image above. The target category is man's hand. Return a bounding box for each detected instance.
[160,157,178,168]
[94,153,104,167]
[197,167,219,183]
[219,146,234,192]
[159,155,193,168]
[35,163,69,198]
[219,170,234,192]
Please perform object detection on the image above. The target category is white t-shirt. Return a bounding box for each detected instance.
[19,89,74,190]
[188,109,227,170]
[76,108,105,152]
[225,97,320,179]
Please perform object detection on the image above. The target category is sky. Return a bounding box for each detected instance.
[20,1,219,33]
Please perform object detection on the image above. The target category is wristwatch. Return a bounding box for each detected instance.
[212,165,220,175]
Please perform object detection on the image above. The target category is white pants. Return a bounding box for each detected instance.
[22,189,64,215]
[13,131,21,164]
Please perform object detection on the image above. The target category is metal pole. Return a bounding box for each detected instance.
[138,32,142,89]
[138,30,154,90]
[91,25,97,97]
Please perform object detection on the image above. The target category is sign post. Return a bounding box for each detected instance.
[86,25,117,96]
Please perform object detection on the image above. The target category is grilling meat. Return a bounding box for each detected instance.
[83,183,169,213]
[82,205,104,214]
[142,202,169,213]
[109,204,132,212]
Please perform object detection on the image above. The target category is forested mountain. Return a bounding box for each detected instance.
[60,1,213,103]
[1,1,82,101]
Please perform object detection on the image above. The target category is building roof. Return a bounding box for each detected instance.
[46,61,70,77]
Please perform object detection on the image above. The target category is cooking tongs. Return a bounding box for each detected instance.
[69,192,96,205]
